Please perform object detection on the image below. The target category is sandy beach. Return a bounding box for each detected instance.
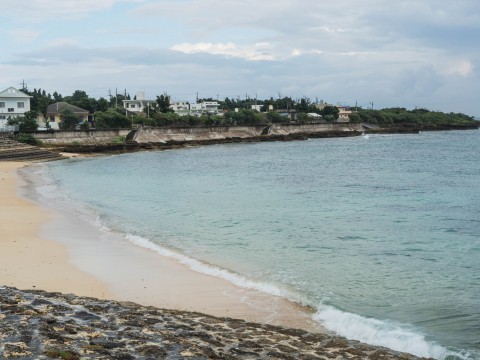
[0,161,323,333]
[0,162,110,298]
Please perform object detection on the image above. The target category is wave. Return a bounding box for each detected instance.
[313,305,477,359]
[124,234,310,307]
[124,234,466,360]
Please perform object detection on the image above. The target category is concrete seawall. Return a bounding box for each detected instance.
[27,123,365,152]
[132,123,364,144]
[32,129,132,145]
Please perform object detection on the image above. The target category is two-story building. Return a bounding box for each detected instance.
[0,87,32,128]
[188,101,222,116]
[337,107,353,122]
[123,92,156,115]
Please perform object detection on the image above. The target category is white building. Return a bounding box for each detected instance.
[190,101,221,116]
[0,87,32,128]
[170,101,191,116]
[122,92,156,114]
[171,101,222,117]
[250,104,263,112]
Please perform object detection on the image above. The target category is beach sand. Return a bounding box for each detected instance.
[0,161,324,334]
[0,162,110,298]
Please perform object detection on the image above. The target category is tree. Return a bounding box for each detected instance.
[156,94,172,113]
[321,105,339,120]
[59,109,81,130]
[94,109,131,129]
[266,111,283,123]
[7,110,39,132]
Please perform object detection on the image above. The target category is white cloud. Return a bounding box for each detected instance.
[170,42,277,61]
[444,60,475,77]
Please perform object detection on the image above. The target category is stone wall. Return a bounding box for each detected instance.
[31,129,132,145]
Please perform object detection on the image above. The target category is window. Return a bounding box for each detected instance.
[0,102,5,108]
[0,115,5,119]
[8,108,14,112]
[49,115,55,122]
[17,102,24,108]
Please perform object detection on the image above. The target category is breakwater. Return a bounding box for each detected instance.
[0,286,431,359]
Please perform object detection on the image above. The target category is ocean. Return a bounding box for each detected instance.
[37,130,479,359]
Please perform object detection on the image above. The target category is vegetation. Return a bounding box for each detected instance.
[350,107,475,125]
[14,133,42,146]
[14,85,476,131]
[59,109,81,130]
[7,110,39,131]
[94,108,131,129]
[110,135,126,144]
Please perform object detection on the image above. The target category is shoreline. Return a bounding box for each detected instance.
[0,162,110,299]
[2,161,325,334]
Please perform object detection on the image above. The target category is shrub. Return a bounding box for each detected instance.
[15,133,41,145]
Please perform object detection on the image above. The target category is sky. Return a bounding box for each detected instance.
[1,0,479,116]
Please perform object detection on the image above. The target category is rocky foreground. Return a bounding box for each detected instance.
[0,287,432,360]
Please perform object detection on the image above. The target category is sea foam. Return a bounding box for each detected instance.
[125,234,309,306]
[313,305,448,359]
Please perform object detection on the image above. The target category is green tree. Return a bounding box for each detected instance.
[94,109,131,129]
[156,94,172,113]
[7,110,39,132]
[59,109,81,130]
[266,111,283,123]
[321,105,339,120]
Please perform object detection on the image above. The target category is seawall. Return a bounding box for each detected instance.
[32,129,132,145]
[27,124,364,153]
[131,123,364,144]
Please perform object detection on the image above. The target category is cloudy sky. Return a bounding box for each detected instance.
[1,0,479,116]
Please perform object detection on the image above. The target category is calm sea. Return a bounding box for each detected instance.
[41,130,479,359]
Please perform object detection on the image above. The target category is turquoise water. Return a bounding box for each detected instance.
[44,130,479,359]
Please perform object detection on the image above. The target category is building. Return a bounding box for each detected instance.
[337,107,353,122]
[37,102,90,130]
[169,101,191,116]
[123,92,156,115]
[0,87,32,128]
[171,101,222,117]
[250,104,264,112]
[189,101,221,116]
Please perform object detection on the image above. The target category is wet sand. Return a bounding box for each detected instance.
[1,161,324,333]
